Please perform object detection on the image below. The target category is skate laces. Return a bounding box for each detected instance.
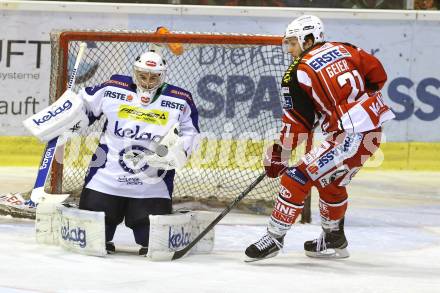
[255,234,283,251]
[315,232,327,252]
[254,235,274,250]
[272,236,284,250]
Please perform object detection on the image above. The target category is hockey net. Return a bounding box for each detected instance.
[47,29,311,214]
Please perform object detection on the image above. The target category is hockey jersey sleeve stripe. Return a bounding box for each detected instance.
[312,89,332,116]
[304,64,345,127]
[162,84,200,133]
[162,84,193,101]
[187,101,200,133]
[287,108,313,130]
[282,109,298,124]
[109,74,134,85]
[316,69,338,106]
[102,75,136,93]
[297,69,332,116]
[85,84,104,96]
[85,75,135,95]
[297,70,312,87]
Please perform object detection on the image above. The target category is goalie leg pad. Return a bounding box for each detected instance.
[147,210,216,261]
[57,206,106,256]
[191,211,216,254]
[36,201,106,256]
[147,212,193,261]
[36,200,62,245]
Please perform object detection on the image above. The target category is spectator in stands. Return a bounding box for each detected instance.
[414,0,438,9]
[284,0,344,8]
[205,0,342,6]
[221,0,285,6]
[341,0,403,9]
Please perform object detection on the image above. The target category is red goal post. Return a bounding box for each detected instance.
[47,29,313,220]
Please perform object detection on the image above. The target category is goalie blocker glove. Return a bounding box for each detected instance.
[23,89,89,142]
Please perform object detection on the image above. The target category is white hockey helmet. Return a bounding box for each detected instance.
[283,15,325,51]
[133,51,167,93]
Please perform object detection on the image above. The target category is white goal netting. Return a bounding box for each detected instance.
[46,30,308,213]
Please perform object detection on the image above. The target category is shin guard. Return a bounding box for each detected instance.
[319,198,348,232]
[268,195,304,237]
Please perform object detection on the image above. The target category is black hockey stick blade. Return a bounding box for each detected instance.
[171,171,267,260]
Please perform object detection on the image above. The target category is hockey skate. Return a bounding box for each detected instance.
[138,247,148,256]
[304,219,349,259]
[106,241,116,254]
[245,233,284,262]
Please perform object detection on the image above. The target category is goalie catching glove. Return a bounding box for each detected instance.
[146,123,188,170]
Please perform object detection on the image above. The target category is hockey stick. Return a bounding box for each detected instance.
[28,42,88,206]
[0,43,88,214]
[170,171,267,260]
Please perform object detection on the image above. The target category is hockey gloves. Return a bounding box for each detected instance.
[146,138,187,170]
[23,89,89,143]
[263,143,290,178]
[145,123,188,170]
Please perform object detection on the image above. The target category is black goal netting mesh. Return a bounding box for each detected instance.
[47,30,307,214]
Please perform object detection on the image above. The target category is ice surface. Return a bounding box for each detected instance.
[0,168,439,293]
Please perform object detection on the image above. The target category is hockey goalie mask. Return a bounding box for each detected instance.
[283,15,325,52]
[133,51,167,94]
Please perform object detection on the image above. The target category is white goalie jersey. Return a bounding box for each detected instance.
[79,74,200,199]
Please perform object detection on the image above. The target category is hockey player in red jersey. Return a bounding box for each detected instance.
[245,15,395,260]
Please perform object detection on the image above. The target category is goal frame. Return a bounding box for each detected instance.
[49,30,312,222]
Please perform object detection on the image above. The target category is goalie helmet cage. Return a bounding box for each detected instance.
[48,29,312,219]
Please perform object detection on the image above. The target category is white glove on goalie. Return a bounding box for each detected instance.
[146,123,188,170]
[23,89,89,142]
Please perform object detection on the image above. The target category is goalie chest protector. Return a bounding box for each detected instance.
[79,74,199,199]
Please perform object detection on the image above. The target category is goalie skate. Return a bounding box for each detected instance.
[106,242,116,254]
[245,234,284,262]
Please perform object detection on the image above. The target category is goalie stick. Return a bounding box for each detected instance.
[27,42,88,206]
[170,171,267,260]
[0,43,88,215]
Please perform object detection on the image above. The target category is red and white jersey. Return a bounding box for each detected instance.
[280,41,395,149]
